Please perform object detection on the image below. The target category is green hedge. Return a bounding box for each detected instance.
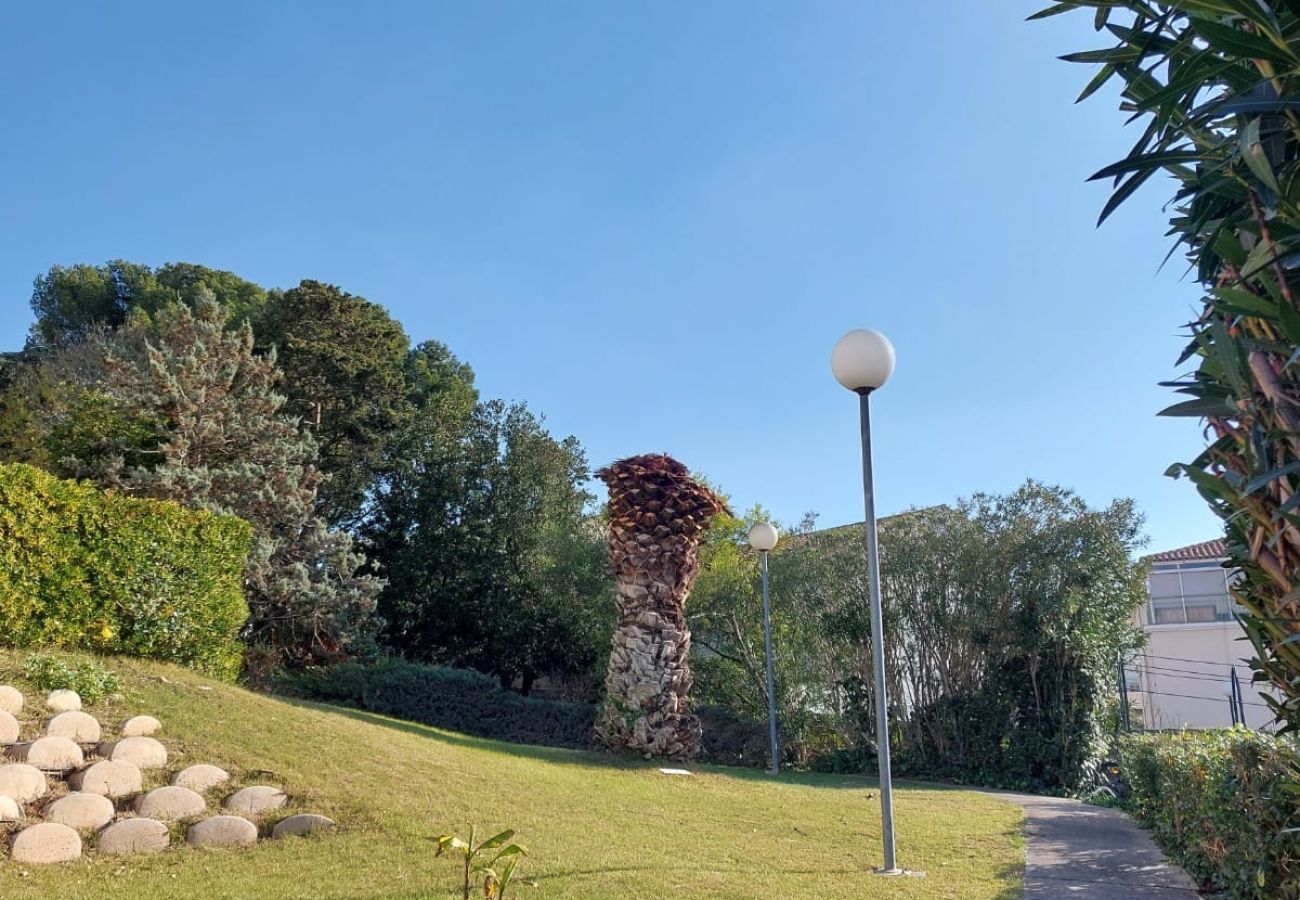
[0,463,251,679]
[288,658,775,765]
[1121,729,1300,899]
[288,659,597,748]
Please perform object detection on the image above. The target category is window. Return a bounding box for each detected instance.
[1145,561,1239,625]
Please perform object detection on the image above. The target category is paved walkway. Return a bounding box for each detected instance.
[988,792,1201,899]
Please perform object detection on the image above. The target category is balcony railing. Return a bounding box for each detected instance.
[1145,591,1242,626]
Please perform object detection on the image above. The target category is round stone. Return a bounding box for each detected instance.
[10,736,84,772]
[135,785,205,821]
[0,763,47,802]
[186,815,258,848]
[67,760,142,798]
[0,795,22,822]
[0,710,18,745]
[173,764,230,793]
[98,817,170,856]
[0,686,23,716]
[44,792,115,830]
[223,785,286,815]
[272,813,336,838]
[98,736,167,769]
[45,690,81,713]
[121,715,161,737]
[46,711,101,744]
[10,822,81,864]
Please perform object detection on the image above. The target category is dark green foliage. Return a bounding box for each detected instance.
[1121,730,1300,899]
[367,396,613,689]
[11,301,382,667]
[695,706,772,768]
[259,281,412,526]
[289,659,597,750]
[0,462,250,679]
[1044,0,1300,734]
[25,260,267,349]
[289,658,772,766]
[776,483,1147,791]
[18,262,414,529]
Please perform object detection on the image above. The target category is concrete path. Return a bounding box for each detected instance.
[988,792,1201,899]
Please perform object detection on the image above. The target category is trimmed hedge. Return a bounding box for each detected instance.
[1121,729,1300,899]
[288,658,775,765]
[288,659,597,749]
[0,463,251,679]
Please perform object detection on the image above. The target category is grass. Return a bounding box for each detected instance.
[0,651,1024,899]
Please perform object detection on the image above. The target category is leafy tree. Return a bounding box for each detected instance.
[25,260,267,350]
[697,481,1145,789]
[258,280,412,526]
[1046,2,1300,732]
[12,298,381,666]
[367,393,611,690]
[689,505,838,764]
[18,262,427,528]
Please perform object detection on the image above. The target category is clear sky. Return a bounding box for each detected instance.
[0,2,1221,554]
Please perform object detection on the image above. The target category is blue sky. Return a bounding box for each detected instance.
[0,2,1220,553]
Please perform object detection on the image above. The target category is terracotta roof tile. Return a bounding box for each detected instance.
[1147,539,1226,563]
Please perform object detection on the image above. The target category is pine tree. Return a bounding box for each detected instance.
[35,297,382,666]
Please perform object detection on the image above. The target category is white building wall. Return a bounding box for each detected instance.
[1133,624,1272,730]
[1134,553,1274,731]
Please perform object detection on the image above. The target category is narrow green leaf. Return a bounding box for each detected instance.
[1192,18,1298,65]
[1240,117,1282,194]
[1061,46,1143,65]
[1212,286,1280,318]
[1182,465,1238,503]
[477,830,515,852]
[1244,462,1300,495]
[1089,149,1201,181]
[1077,63,1117,103]
[1098,167,1159,225]
[1026,3,1077,20]
[1208,319,1250,395]
[1159,396,1238,417]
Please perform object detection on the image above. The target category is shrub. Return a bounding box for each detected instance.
[0,462,251,679]
[288,660,597,750]
[288,659,778,766]
[24,653,120,704]
[696,706,772,768]
[1121,730,1300,899]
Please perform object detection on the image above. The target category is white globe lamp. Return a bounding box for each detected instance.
[748,522,779,552]
[831,329,896,393]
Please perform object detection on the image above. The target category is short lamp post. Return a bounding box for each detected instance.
[831,328,903,877]
[748,521,780,775]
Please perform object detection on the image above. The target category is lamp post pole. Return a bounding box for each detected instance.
[760,547,778,775]
[748,522,781,776]
[857,389,898,875]
[831,328,907,877]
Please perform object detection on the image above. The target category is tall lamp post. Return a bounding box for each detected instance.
[831,328,902,877]
[748,521,780,775]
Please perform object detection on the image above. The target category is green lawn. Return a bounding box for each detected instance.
[0,652,1023,899]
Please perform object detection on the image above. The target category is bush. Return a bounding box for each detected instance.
[24,653,120,704]
[1121,730,1300,900]
[0,462,251,679]
[696,706,772,768]
[288,660,598,749]
[288,659,779,766]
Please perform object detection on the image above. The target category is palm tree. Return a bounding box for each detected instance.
[595,454,727,760]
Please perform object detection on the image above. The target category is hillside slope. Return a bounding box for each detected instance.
[0,652,1023,899]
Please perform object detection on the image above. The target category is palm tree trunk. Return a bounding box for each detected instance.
[595,454,727,761]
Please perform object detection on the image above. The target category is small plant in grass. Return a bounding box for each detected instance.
[24,653,120,704]
[435,826,533,900]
